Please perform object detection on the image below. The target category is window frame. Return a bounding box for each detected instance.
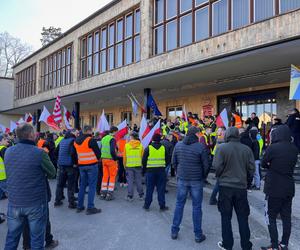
[15,63,36,99]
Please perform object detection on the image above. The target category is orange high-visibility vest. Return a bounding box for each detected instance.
[117,139,126,157]
[74,137,98,165]
[232,114,242,128]
[37,139,49,153]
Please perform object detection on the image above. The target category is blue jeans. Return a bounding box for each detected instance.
[165,164,171,176]
[5,203,47,250]
[144,170,166,209]
[78,164,98,209]
[0,180,7,199]
[172,178,204,238]
[253,160,261,188]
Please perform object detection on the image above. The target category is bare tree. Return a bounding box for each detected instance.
[0,32,32,77]
[40,26,62,47]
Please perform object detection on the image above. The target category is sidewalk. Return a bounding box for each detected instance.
[0,176,299,250]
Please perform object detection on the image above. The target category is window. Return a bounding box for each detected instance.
[105,113,114,126]
[167,20,177,51]
[80,7,140,79]
[280,0,300,13]
[167,106,183,119]
[41,44,72,92]
[90,115,97,128]
[254,0,274,22]
[155,0,164,24]
[167,0,177,19]
[79,117,84,130]
[180,14,193,46]
[196,0,208,6]
[232,0,250,29]
[154,26,164,54]
[195,7,209,41]
[121,111,132,126]
[213,0,228,36]
[180,0,192,13]
[15,64,36,99]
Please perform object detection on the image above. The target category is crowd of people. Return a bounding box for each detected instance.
[0,108,299,250]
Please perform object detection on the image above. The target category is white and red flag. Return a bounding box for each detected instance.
[216,108,229,129]
[97,110,110,133]
[24,113,33,123]
[63,106,73,130]
[139,115,150,140]
[181,104,187,121]
[39,106,60,130]
[115,120,128,141]
[141,119,161,148]
[53,96,62,124]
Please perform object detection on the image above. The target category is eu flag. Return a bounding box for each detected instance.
[147,93,162,116]
[289,65,300,100]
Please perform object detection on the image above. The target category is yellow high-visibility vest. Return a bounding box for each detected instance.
[125,142,143,167]
[147,145,166,168]
[0,145,7,181]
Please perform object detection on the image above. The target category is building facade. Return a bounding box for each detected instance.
[2,0,300,130]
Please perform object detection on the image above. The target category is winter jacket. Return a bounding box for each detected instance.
[57,135,76,167]
[161,139,174,165]
[262,125,298,198]
[172,134,210,181]
[142,142,170,174]
[249,130,260,160]
[213,127,255,189]
[245,117,259,129]
[74,134,101,166]
[286,113,300,135]
[123,139,143,167]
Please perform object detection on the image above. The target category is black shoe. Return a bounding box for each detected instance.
[54,201,63,207]
[45,239,59,249]
[62,195,65,200]
[195,234,206,243]
[160,206,169,212]
[171,233,178,240]
[143,205,150,211]
[99,192,107,200]
[279,243,288,250]
[68,202,77,209]
[260,245,279,250]
[165,189,169,193]
[105,192,114,201]
[0,217,5,224]
[209,199,217,205]
[86,207,102,215]
[76,207,85,213]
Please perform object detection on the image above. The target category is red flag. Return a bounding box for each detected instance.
[39,106,60,130]
[53,96,62,123]
[142,126,151,139]
[115,120,128,141]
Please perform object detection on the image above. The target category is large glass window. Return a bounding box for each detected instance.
[180,0,192,13]
[180,14,193,46]
[280,0,300,13]
[254,0,274,22]
[167,106,183,119]
[155,0,164,24]
[117,19,123,42]
[167,0,177,19]
[213,0,228,36]
[232,0,250,29]
[154,26,164,54]
[15,64,36,99]
[126,14,133,38]
[125,39,133,65]
[195,7,209,41]
[167,20,177,51]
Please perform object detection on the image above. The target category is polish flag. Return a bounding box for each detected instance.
[97,110,110,133]
[216,108,229,129]
[24,113,33,123]
[17,117,25,124]
[10,121,18,132]
[115,120,128,141]
[139,115,149,140]
[63,106,73,130]
[181,104,187,121]
[141,120,161,148]
[39,106,60,130]
[53,96,62,124]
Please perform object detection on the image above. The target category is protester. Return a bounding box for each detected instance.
[0,134,9,200]
[100,126,119,201]
[261,125,298,250]
[54,130,77,209]
[286,108,300,151]
[171,126,209,243]
[94,132,104,195]
[249,127,261,190]
[142,134,169,211]
[74,125,101,215]
[123,131,144,201]
[117,137,127,187]
[161,133,174,193]
[213,126,255,250]
[245,112,259,129]
[4,123,56,249]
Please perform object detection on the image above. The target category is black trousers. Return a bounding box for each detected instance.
[218,186,252,250]
[23,204,53,248]
[55,166,76,204]
[96,162,103,195]
[74,167,80,193]
[117,157,127,184]
[266,196,293,248]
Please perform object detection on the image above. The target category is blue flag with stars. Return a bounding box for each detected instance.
[147,93,162,116]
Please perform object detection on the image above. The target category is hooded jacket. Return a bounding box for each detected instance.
[262,125,298,198]
[213,127,255,189]
[172,134,210,181]
[123,139,143,167]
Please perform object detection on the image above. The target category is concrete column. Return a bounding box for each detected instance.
[36,109,41,132]
[140,0,152,61]
[74,102,80,129]
[144,88,151,120]
[73,38,79,83]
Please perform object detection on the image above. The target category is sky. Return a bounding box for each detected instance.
[0,0,113,51]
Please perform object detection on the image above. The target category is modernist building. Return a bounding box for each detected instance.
[2,0,300,130]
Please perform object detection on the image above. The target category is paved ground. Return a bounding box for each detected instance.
[0,174,299,250]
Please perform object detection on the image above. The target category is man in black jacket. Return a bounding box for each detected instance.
[286,108,300,151]
[213,127,255,250]
[171,126,209,244]
[245,112,259,129]
[142,134,170,211]
[261,125,298,250]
